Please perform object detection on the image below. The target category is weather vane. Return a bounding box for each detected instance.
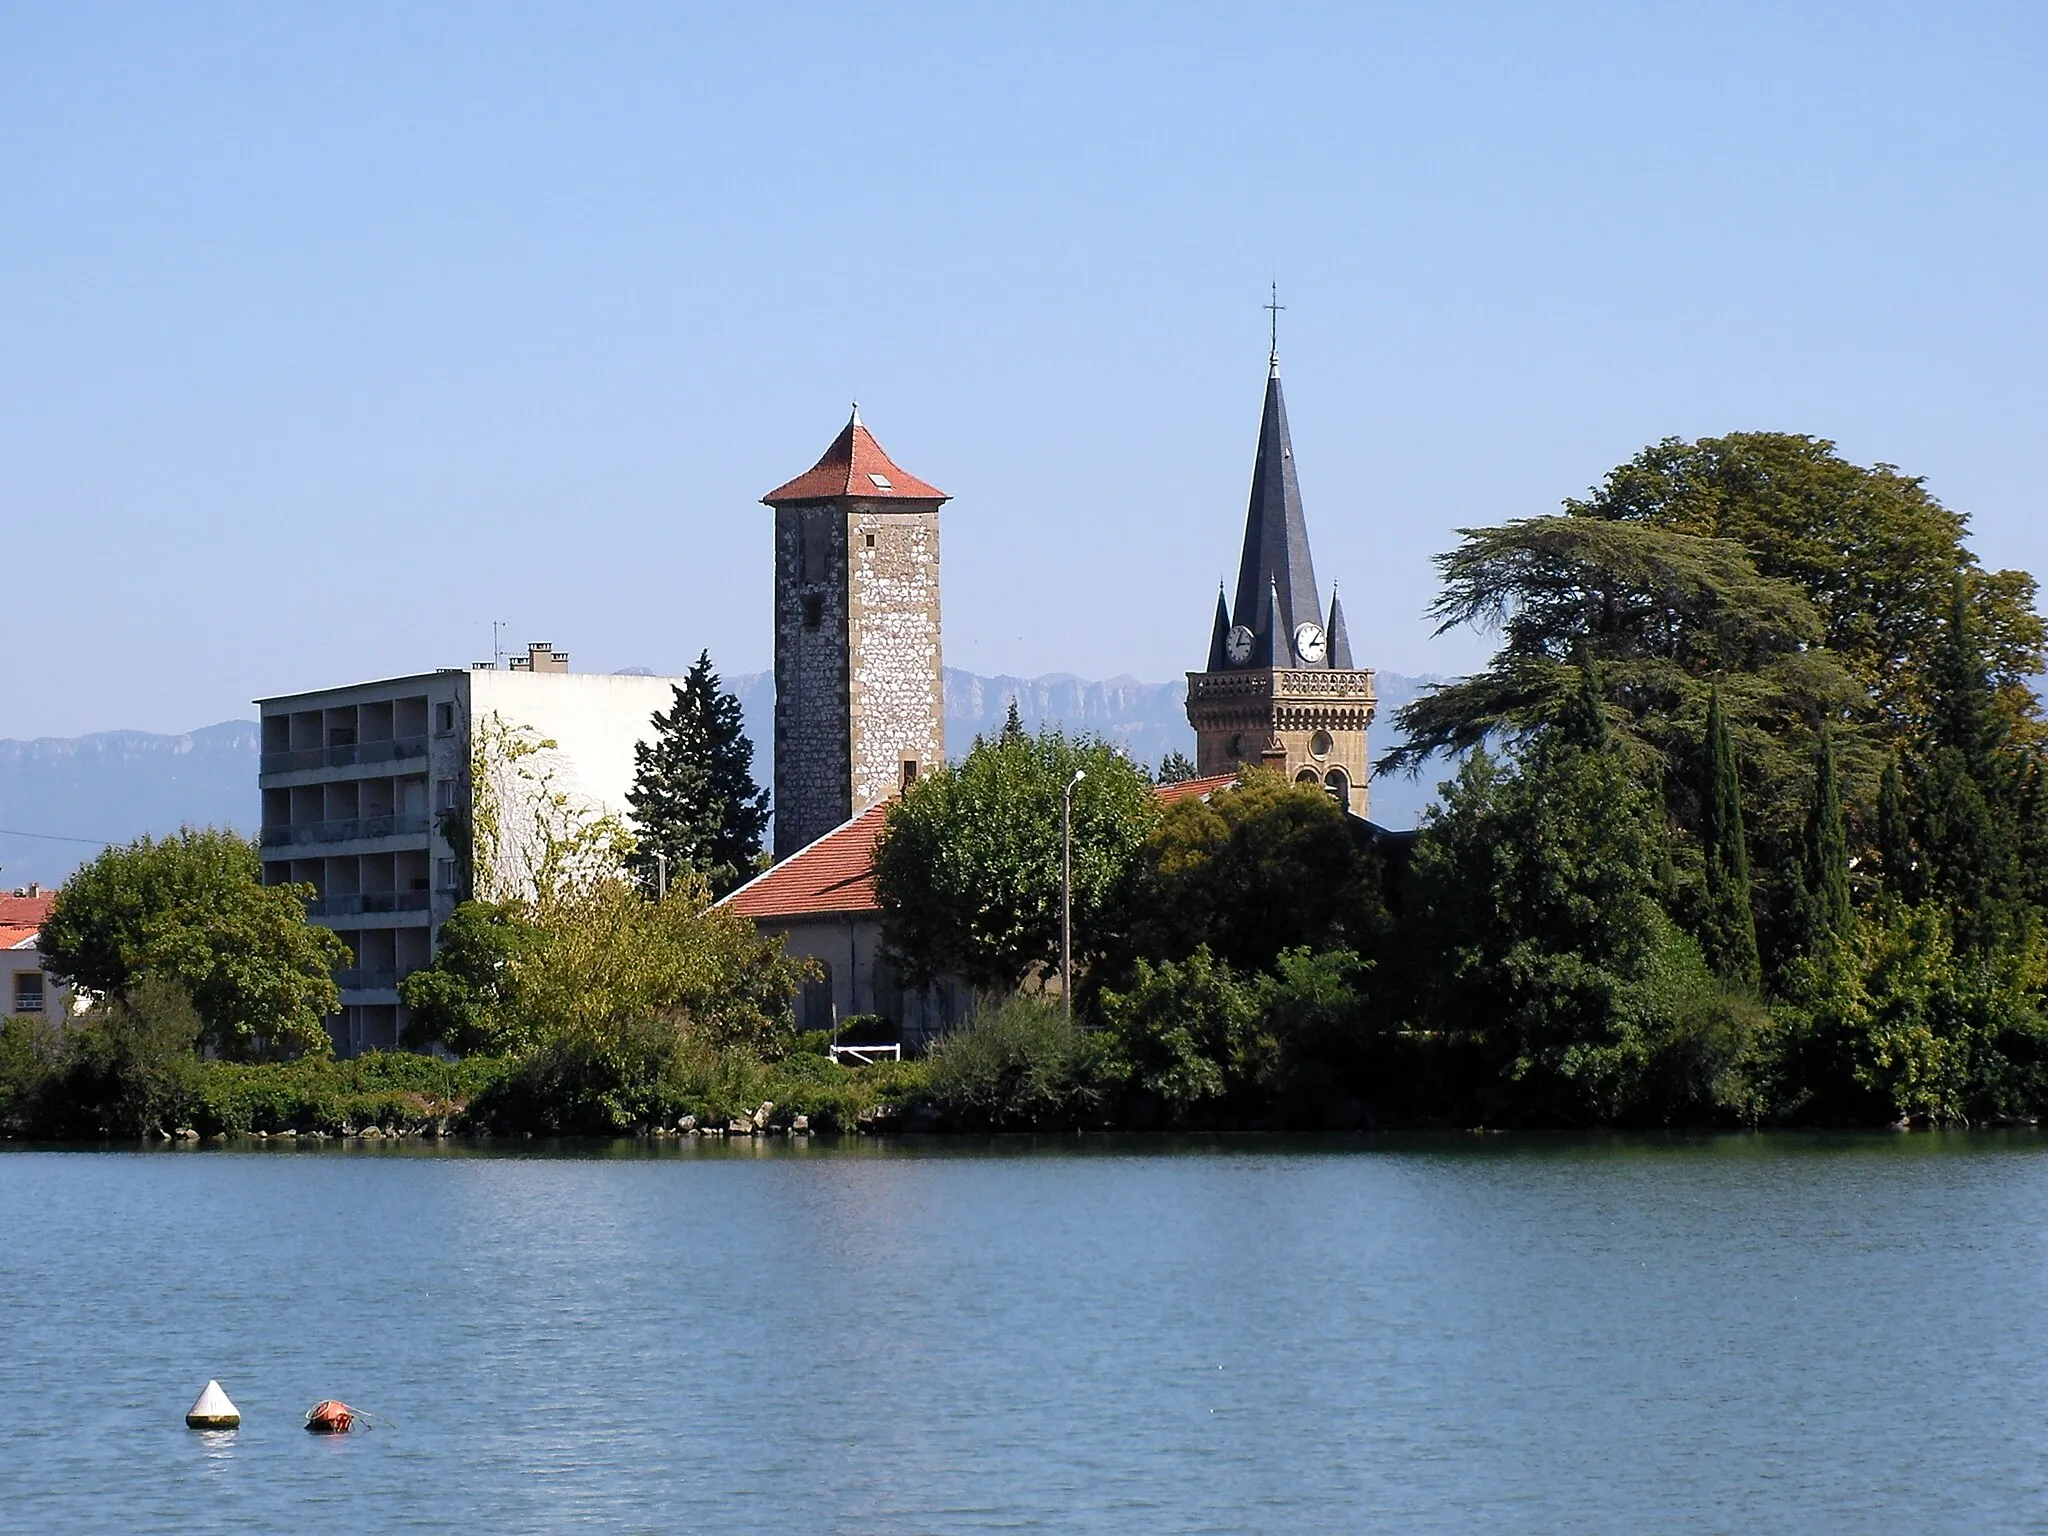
[1265,281,1285,364]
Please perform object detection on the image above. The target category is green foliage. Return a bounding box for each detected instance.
[1120,769,1386,977]
[1698,687,1761,989]
[397,900,538,1053]
[38,829,347,1060]
[1790,729,1854,958]
[1097,947,1262,1119]
[625,650,771,899]
[923,995,1103,1128]
[470,712,635,903]
[1405,728,1702,1123]
[1877,756,1919,901]
[1155,750,1198,785]
[873,726,1158,991]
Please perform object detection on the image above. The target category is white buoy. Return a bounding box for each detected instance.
[185,1379,240,1429]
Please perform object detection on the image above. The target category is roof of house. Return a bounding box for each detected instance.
[0,890,56,950]
[761,407,949,505]
[723,801,895,921]
[722,772,1245,923]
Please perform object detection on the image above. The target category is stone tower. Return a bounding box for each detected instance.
[763,407,948,858]
[1185,350,1376,813]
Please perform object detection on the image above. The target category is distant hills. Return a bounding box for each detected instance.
[0,670,1445,888]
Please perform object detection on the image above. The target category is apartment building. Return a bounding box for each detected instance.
[257,643,685,1055]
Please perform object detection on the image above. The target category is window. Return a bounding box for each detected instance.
[864,532,875,549]
[436,858,459,891]
[1295,768,1322,787]
[13,972,43,1014]
[1325,769,1351,812]
[434,702,456,736]
[435,778,457,812]
[868,473,892,490]
[901,759,920,792]
[802,593,824,630]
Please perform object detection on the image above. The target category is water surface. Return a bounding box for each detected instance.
[4,1133,2046,1532]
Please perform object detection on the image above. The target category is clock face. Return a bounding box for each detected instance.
[1293,621,1327,664]
[1225,625,1255,664]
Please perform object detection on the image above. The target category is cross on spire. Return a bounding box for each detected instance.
[1265,281,1285,375]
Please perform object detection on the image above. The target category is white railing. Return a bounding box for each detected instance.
[829,1043,902,1065]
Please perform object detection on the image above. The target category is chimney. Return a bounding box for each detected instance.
[508,642,570,674]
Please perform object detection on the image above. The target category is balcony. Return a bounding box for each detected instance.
[334,968,400,992]
[260,735,431,776]
[260,814,432,848]
[305,891,433,918]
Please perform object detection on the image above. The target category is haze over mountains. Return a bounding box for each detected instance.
[0,670,1443,889]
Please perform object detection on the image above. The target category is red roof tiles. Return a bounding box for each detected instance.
[723,773,1246,923]
[723,802,894,921]
[0,890,56,949]
[762,410,948,505]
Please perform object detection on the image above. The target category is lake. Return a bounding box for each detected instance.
[4,1133,2047,1532]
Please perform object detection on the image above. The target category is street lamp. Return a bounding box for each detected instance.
[654,851,668,902]
[1062,768,1085,1017]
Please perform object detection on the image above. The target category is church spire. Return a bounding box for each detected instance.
[1327,585,1354,670]
[1205,586,1231,671]
[1228,349,1322,669]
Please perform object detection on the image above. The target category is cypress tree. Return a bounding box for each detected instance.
[1555,651,1612,753]
[1876,755,1919,902]
[1697,687,1760,989]
[625,651,771,899]
[1794,727,1853,953]
[1919,577,2022,950]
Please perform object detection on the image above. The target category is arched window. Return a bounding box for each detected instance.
[1324,768,1351,812]
[1295,768,1322,788]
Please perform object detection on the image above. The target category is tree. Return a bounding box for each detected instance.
[37,829,347,1060]
[1876,756,1919,902]
[397,900,539,1054]
[1791,729,1854,958]
[1155,750,1198,785]
[873,726,1157,991]
[1698,687,1761,990]
[1120,769,1385,976]
[624,652,770,900]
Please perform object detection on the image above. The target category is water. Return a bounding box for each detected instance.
[5,1133,2048,1532]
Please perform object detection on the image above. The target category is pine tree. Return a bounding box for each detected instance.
[1156,750,1199,785]
[625,651,771,899]
[1793,727,1853,954]
[1697,687,1760,989]
[1001,697,1025,742]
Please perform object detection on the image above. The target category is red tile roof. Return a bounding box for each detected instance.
[762,409,949,505]
[723,802,894,921]
[722,773,1246,922]
[0,890,56,949]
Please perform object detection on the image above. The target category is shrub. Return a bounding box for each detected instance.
[924,994,1102,1128]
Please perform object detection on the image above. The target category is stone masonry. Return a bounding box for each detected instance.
[764,410,948,859]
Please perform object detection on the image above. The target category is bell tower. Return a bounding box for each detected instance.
[763,406,949,858]
[1185,336,1375,814]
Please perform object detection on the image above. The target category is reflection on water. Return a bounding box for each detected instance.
[6,1133,2048,1533]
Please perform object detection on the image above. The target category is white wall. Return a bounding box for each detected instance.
[1,941,70,1021]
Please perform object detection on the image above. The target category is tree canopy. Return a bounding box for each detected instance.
[873,727,1157,991]
[37,829,348,1060]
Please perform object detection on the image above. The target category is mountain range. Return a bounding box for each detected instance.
[0,670,1444,889]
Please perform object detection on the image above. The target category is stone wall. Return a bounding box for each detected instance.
[848,507,944,813]
[1186,667,1376,817]
[773,506,852,857]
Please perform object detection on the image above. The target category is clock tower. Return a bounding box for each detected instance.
[1185,345,1375,813]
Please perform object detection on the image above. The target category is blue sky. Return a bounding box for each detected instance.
[3,1,2042,737]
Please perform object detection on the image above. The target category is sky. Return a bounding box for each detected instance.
[2,0,2043,739]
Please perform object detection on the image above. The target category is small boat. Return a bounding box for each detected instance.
[304,1399,357,1433]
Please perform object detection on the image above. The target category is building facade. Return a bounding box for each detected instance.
[1185,351,1376,813]
[1,887,65,1022]
[257,645,685,1054]
[763,407,948,859]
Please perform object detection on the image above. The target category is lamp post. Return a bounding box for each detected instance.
[1062,768,1085,1017]
[654,851,668,902]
